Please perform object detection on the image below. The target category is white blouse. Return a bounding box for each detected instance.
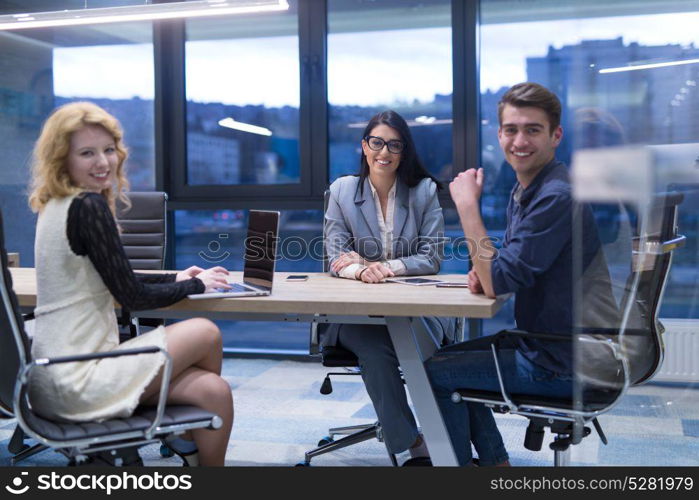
[339,178,407,280]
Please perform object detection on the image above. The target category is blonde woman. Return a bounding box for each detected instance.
[28,102,233,466]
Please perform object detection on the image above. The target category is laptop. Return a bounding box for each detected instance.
[188,210,280,299]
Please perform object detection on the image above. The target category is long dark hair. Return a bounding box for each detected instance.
[357,110,441,194]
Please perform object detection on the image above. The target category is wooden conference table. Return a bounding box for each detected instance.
[10,268,505,466]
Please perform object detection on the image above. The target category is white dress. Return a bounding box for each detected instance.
[29,194,168,422]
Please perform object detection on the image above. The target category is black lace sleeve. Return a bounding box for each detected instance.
[134,272,177,284]
[66,193,205,310]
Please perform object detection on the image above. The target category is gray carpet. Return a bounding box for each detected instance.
[2,358,698,467]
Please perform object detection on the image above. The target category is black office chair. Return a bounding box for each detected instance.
[298,192,398,466]
[301,190,464,466]
[302,322,399,466]
[116,191,168,339]
[0,209,220,466]
[451,193,685,466]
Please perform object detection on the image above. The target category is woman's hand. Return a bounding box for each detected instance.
[356,262,394,283]
[331,251,365,273]
[176,266,205,282]
[468,269,483,294]
[191,266,231,293]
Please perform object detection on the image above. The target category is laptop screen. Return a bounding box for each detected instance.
[242,210,279,292]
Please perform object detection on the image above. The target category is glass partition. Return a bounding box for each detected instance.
[0,19,154,266]
[480,0,699,320]
[482,0,699,464]
[571,143,698,464]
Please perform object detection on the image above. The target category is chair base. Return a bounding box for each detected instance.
[554,447,571,466]
[11,443,48,466]
[67,446,144,466]
[302,421,398,466]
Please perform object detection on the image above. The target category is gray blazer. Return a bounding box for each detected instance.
[325,175,445,276]
[321,175,453,347]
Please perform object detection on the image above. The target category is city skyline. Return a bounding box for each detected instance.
[52,10,699,105]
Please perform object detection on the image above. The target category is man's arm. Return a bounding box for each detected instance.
[450,168,497,298]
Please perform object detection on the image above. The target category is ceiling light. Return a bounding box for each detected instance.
[218,118,272,136]
[599,58,699,74]
[414,115,437,124]
[0,1,289,31]
[348,118,453,128]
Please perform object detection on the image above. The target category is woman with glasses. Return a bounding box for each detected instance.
[323,110,453,465]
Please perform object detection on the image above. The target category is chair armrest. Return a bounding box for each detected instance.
[493,329,568,344]
[20,346,172,439]
[32,346,161,366]
[492,329,625,367]
[492,328,647,343]
[453,329,625,411]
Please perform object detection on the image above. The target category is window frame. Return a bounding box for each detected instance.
[153,0,471,216]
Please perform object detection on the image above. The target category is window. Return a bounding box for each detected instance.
[184,3,301,188]
[174,208,323,352]
[327,0,453,182]
[480,0,699,320]
[0,19,154,266]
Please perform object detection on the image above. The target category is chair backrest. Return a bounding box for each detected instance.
[116,191,167,270]
[573,194,683,402]
[309,190,331,356]
[0,209,31,417]
[322,189,330,273]
[621,192,684,384]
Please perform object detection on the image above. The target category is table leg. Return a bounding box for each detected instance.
[385,316,458,466]
[468,318,482,340]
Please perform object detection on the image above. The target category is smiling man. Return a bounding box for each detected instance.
[454,83,567,316]
[423,83,618,466]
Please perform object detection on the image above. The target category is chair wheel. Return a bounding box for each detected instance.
[295,461,311,467]
[160,444,175,458]
[317,436,334,446]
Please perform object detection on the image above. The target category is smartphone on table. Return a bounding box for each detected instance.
[286,275,309,282]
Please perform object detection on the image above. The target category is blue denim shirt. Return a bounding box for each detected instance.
[491,159,613,373]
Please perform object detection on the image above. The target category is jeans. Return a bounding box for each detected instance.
[425,335,573,466]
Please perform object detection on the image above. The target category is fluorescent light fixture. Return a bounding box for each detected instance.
[218,117,272,136]
[414,115,436,124]
[599,58,699,74]
[0,1,289,31]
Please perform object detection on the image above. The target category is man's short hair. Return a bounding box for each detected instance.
[498,82,562,132]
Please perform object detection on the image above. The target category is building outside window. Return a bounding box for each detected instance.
[327,0,453,182]
[480,0,699,321]
[184,3,300,186]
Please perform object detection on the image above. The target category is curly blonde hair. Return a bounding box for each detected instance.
[28,101,130,215]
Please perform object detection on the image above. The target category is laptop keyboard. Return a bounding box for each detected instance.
[214,283,253,293]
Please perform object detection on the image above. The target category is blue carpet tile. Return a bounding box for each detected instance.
[681,419,699,438]
[2,358,698,467]
[302,380,365,401]
[606,395,670,418]
[351,403,378,420]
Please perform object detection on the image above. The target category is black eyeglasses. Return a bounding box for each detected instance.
[364,135,405,154]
